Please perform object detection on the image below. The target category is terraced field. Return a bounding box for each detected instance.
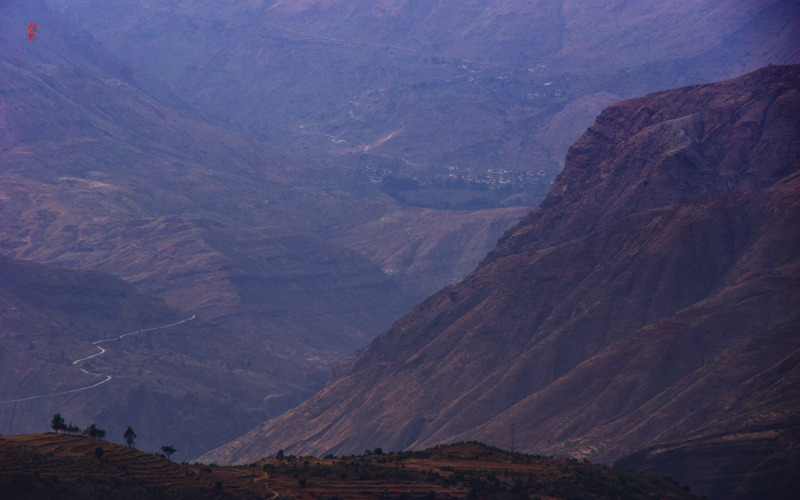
[0,434,268,499]
[0,434,699,499]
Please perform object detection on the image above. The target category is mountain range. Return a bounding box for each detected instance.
[0,0,525,458]
[41,0,800,206]
[1,0,799,493]
[199,64,800,500]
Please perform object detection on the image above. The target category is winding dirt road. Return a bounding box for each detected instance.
[0,316,196,404]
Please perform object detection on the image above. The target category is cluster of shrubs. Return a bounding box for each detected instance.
[49,415,176,460]
[50,413,105,439]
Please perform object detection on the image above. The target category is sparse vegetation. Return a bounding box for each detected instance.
[0,435,700,500]
[50,414,66,434]
[124,426,137,448]
[161,445,176,461]
[248,441,699,500]
[82,423,105,440]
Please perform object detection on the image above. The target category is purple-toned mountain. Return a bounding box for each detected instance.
[0,0,526,457]
[199,65,800,500]
[1,0,531,353]
[43,0,800,206]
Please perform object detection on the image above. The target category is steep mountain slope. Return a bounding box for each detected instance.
[199,65,800,498]
[332,207,528,302]
[43,0,800,205]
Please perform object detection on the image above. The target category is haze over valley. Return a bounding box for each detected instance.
[1,1,798,498]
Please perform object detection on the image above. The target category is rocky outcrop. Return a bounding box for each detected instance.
[200,65,800,499]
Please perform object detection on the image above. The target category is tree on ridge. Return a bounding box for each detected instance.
[161,444,176,460]
[50,413,66,433]
[124,426,137,448]
[83,423,104,438]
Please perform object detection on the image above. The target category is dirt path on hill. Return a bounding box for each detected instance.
[0,316,196,404]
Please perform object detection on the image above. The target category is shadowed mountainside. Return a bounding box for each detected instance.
[199,65,800,500]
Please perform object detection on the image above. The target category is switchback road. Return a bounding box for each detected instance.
[0,316,196,404]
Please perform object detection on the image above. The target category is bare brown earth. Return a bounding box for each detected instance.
[332,208,528,303]
[0,435,700,500]
[200,65,800,499]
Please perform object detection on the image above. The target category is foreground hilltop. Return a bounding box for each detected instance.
[200,65,800,499]
[0,434,699,500]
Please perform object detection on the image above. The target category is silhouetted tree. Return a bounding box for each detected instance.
[67,423,81,434]
[83,423,100,438]
[276,449,284,460]
[124,426,137,448]
[50,413,66,433]
[84,423,105,438]
[161,445,176,460]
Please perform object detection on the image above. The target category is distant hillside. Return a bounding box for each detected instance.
[0,0,527,456]
[0,434,700,500]
[1,0,527,357]
[43,0,800,204]
[199,65,800,500]
[0,255,328,460]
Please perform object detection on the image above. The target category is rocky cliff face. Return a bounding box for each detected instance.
[200,65,800,499]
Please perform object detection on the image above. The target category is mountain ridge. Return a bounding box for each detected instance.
[199,65,800,499]
[488,63,800,261]
[0,434,702,500]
